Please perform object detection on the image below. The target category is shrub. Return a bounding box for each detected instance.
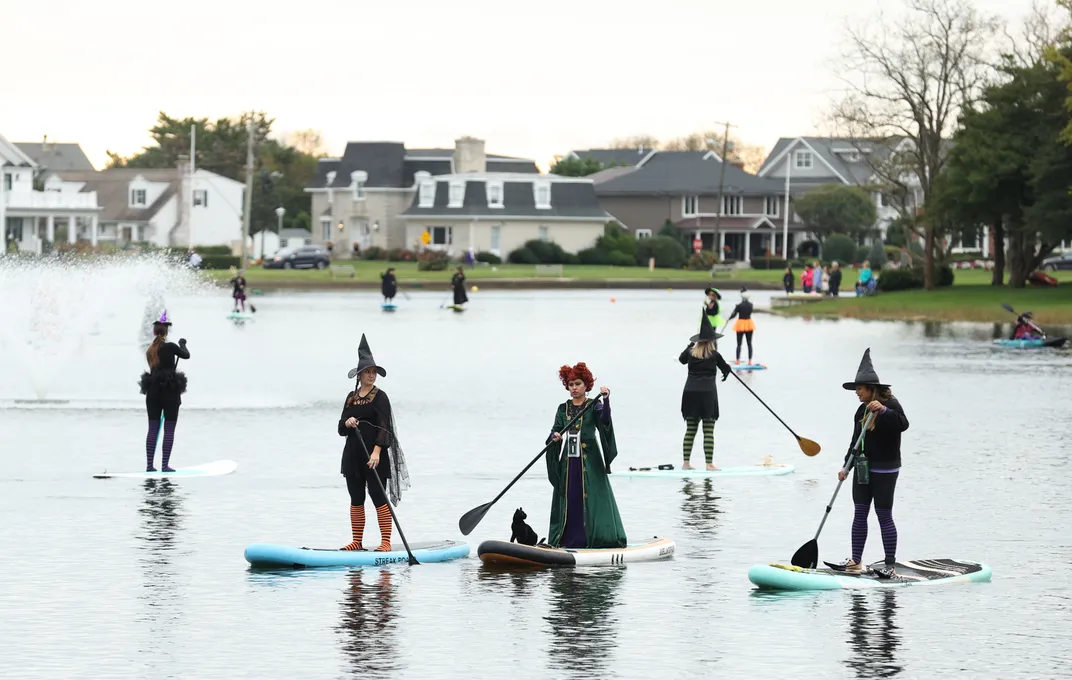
[475,251,501,265]
[636,236,687,269]
[868,241,888,269]
[855,245,872,265]
[522,239,569,264]
[937,264,955,287]
[797,240,820,258]
[883,245,903,263]
[416,249,450,271]
[362,246,385,260]
[564,253,581,265]
[201,254,241,269]
[687,250,719,270]
[876,265,954,291]
[821,234,856,265]
[608,250,635,267]
[578,247,610,265]
[194,245,233,256]
[508,247,539,264]
[749,257,788,271]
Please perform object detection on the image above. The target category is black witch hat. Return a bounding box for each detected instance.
[842,347,889,390]
[347,334,387,379]
[690,312,723,343]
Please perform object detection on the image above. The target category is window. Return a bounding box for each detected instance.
[683,195,698,216]
[350,171,367,201]
[2,173,10,191]
[320,217,331,241]
[847,151,860,163]
[538,226,549,242]
[431,226,453,245]
[534,182,551,209]
[879,193,890,207]
[487,181,504,208]
[722,195,742,215]
[765,196,780,217]
[45,176,63,193]
[635,229,652,239]
[794,150,813,169]
[419,180,436,208]
[131,189,147,206]
[193,189,208,207]
[448,181,465,208]
[491,225,501,252]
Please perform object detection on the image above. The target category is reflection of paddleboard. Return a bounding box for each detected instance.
[732,363,767,371]
[93,460,238,479]
[613,463,793,478]
[382,303,397,312]
[244,540,469,568]
[477,536,675,568]
[227,312,255,321]
[748,559,992,591]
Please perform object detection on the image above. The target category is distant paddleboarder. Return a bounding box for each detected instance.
[139,311,189,472]
[230,270,249,313]
[380,268,398,304]
[703,288,723,329]
[678,314,731,471]
[835,348,909,578]
[546,363,626,549]
[451,266,468,307]
[725,289,756,365]
[337,334,411,551]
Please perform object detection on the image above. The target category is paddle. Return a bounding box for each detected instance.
[790,411,874,569]
[353,433,419,566]
[458,392,605,536]
[1001,302,1044,338]
[727,370,821,456]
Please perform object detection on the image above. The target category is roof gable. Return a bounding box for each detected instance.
[14,142,95,171]
[594,151,783,196]
[401,175,606,220]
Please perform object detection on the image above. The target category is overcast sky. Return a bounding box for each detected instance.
[2,0,1046,170]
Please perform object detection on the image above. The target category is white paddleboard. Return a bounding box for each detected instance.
[227,312,255,320]
[93,459,238,479]
[612,463,794,478]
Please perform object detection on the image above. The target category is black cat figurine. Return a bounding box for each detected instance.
[510,507,540,546]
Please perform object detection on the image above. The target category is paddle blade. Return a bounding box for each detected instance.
[1002,303,1015,314]
[458,502,492,536]
[798,437,821,457]
[791,539,818,569]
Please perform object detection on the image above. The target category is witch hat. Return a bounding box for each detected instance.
[348,333,387,379]
[842,347,889,390]
[690,312,723,343]
[154,310,172,327]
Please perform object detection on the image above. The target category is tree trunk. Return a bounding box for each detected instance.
[990,217,1005,286]
[1006,225,1031,289]
[923,225,936,290]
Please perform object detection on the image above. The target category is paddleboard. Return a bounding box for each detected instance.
[445,304,466,312]
[477,536,675,568]
[381,303,397,312]
[227,312,255,321]
[732,363,767,371]
[748,558,991,591]
[93,459,238,479]
[993,337,1067,349]
[244,540,470,568]
[613,463,794,478]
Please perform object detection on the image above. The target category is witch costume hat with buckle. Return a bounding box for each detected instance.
[139,310,190,472]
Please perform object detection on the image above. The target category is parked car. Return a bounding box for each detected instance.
[263,246,330,270]
[1040,252,1072,271]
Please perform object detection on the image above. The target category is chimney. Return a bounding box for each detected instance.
[42,134,49,153]
[453,136,486,173]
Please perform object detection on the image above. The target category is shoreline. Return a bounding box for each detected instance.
[228,278,782,292]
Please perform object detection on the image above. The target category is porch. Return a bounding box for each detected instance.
[3,191,103,254]
[675,216,803,262]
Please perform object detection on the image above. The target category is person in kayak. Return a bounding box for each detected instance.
[679,313,731,470]
[451,266,468,307]
[703,287,723,329]
[381,267,398,304]
[546,362,626,549]
[230,269,248,313]
[139,311,189,472]
[725,289,756,365]
[337,334,411,551]
[836,348,909,578]
[1011,312,1044,340]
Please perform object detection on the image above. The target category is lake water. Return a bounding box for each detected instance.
[1,287,1070,679]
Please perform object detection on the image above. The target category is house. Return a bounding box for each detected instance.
[398,167,608,258]
[15,137,96,172]
[1,134,103,253]
[571,148,808,261]
[305,137,538,252]
[53,166,245,250]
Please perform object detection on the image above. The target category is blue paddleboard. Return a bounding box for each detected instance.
[748,558,991,591]
[382,303,397,312]
[244,540,470,568]
[227,312,255,321]
[732,363,767,371]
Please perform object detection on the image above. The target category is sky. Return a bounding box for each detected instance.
[1,0,1048,171]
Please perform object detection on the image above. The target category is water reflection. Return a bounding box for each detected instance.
[543,569,623,674]
[135,479,185,645]
[337,569,399,677]
[678,479,722,542]
[843,590,902,678]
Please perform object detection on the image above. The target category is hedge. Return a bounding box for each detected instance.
[199,254,240,269]
[635,236,687,269]
[876,265,955,292]
[475,251,502,265]
[750,257,789,270]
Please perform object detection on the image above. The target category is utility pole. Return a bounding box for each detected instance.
[711,121,736,261]
[241,116,255,269]
[188,124,196,250]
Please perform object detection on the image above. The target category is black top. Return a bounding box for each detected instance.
[783,272,793,285]
[843,398,909,469]
[381,272,397,297]
[679,345,731,388]
[140,340,190,396]
[338,387,394,478]
[704,298,720,317]
[153,341,190,370]
[452,272,465,290]
[231,276,246,295]
[728,300,753,321]
[829,269,842,288]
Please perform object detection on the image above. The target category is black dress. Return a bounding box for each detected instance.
[381,273,397,299]
[678,344,731,420]
[452,273,468,305]
[139,341,190,406]
[338,387,393,480]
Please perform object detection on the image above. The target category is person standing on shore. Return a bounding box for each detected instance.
[783,267,795,294]
[828,262,843,297]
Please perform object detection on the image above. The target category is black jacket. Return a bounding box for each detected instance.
[843,398,909,469]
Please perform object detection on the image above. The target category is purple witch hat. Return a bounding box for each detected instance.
[154,310,172,327]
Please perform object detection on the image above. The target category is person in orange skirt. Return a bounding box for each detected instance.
[725,289,756,365]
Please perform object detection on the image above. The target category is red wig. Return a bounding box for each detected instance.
[558,362,595,391]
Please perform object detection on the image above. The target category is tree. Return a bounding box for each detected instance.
[549,156,605,177]
[608,134,661,150]
[830,0,999,289]
[793,184,878,240]
[606,130,768,172]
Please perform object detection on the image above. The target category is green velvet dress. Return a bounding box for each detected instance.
[544,397,628,549]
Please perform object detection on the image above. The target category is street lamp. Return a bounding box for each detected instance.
[264,206,284,261]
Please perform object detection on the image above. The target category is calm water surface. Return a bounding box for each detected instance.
[1,289,1070,679]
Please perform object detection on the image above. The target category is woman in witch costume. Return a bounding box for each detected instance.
[337,334,411,552]
[678,313,731,470]
[139,311,189,472]
[545,362,627,549]
[703,287,723,330]
[451,266,468,307]
[835,348,909,578]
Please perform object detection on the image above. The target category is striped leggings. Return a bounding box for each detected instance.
[851,470,899,565]
[683,418,715,464]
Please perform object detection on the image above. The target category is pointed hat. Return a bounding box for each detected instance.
[348,333,387,379]
[842,347,889,390]
[154,310,172,326]
[690,311,723,343]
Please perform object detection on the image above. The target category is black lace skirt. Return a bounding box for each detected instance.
[139,370,188,396]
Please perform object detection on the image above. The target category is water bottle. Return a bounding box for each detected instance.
[855,454,870,484]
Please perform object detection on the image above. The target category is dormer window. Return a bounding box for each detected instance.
[448,181,466,208]
[486,181,504,208]
[419,180,436,208]
[350,171,367,201]
[45,175,63,193]
[534,181,551,209]
[794,150,813,169]
[131,189,147,206]
[325,170,337,187]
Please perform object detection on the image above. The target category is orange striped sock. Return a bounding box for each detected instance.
[342,505,365,551]
[374,504,392,552]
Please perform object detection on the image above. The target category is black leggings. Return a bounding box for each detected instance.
[346,472,387,507]
[736,331,754,361]
[146,395,180,422]
[852,469,898,509]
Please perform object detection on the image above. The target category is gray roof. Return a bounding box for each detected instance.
[280,227,311,239]
[758,136,951,186]
[593,151,785,196]
[15,142,95,171]
[400,177,607,220]
[0,134,36,167]
[55,169,179,222]
[569,148,653,167]
[312,143,538,189]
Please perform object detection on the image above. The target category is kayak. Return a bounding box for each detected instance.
[613,463,794,478]
[993,337,1067,349]
[477,536,675,568]
[748,558,991,591]
[732,363,767,371]
[381,303,397,312]
[244,540,470,568]
[226,312,255,321]
[93,459,238,479]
